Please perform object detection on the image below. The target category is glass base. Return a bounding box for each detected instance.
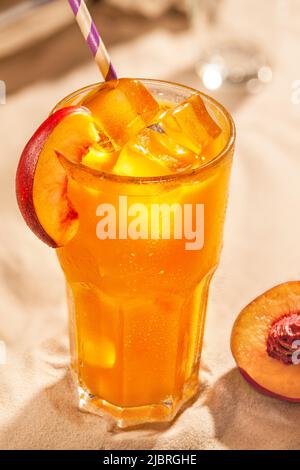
[75,373,200,428]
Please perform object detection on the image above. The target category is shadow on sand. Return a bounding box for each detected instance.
[204,367,300,450]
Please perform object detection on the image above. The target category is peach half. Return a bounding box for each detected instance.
[16,106,99,247]
[231,281,300,402]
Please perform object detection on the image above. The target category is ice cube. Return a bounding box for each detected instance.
[71,283,117,369]
[83,337,116,368]
[113,127,200,177]
[82,79,159,147]
[160,93,222,155]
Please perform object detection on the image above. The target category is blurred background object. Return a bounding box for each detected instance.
[0,0,188,95]
[0,0,290,98]
[0,0,73,59]
[106,0,184,18]
[187,0,279,93]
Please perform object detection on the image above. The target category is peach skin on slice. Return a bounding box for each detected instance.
[16,106,99,247]
[231,281,300,402]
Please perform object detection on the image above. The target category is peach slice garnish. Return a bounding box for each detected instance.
[16,106,99,247]
[231,281,300,402]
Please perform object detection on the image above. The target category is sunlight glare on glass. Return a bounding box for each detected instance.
[201,64,223,91]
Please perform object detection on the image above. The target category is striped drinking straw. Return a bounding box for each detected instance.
[68,0,117,81]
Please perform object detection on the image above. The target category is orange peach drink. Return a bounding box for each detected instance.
[16,79,235,427]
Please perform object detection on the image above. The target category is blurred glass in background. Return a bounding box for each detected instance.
[187,0,289,93]
[0,0,294,99]
[105,0,184,18]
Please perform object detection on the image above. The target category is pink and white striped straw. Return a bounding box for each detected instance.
[68,0,117,81]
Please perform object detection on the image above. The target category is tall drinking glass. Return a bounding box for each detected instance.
[54,79,235,427]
